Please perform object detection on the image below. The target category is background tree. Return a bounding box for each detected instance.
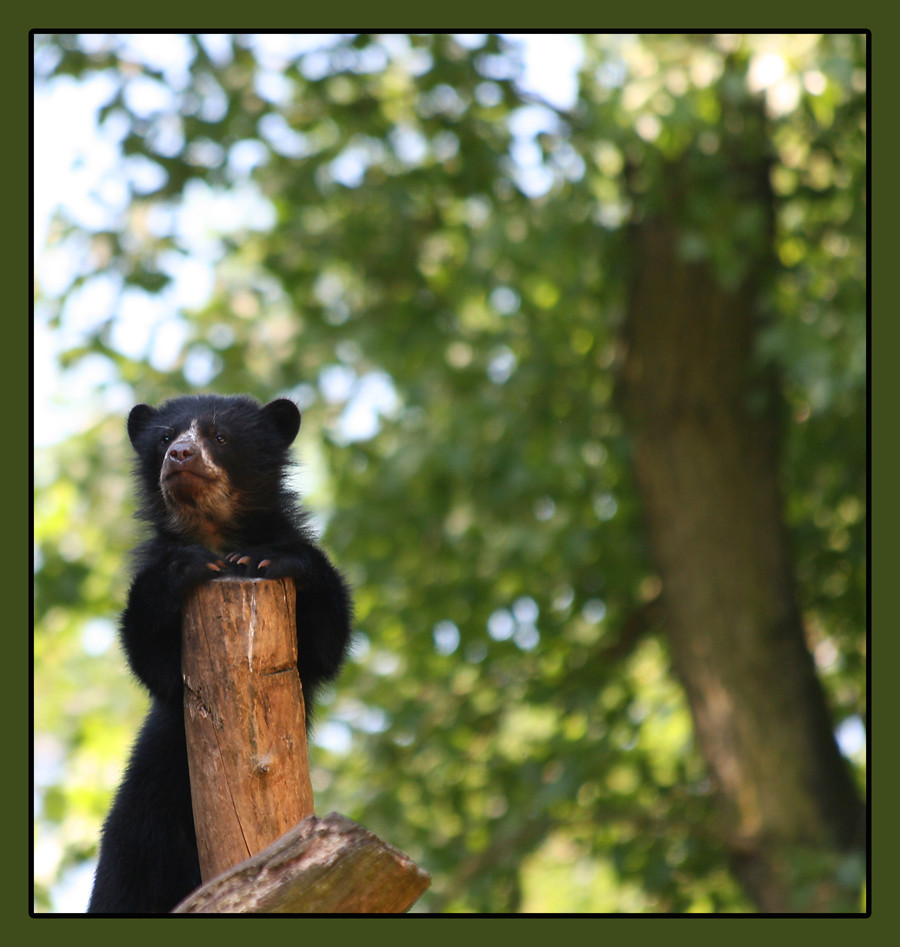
[33,33,866,913]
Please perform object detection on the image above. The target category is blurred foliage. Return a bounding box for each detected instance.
[33,33,866,913]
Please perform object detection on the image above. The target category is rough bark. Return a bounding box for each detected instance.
[172,813,431,914]
[182,577,315,882]
[620,217,864,912]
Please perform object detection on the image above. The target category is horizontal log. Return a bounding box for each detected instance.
[172,812,431,914]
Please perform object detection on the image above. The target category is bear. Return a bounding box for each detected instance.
[86,394,353,913]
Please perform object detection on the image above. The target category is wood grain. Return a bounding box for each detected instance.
[182,577,315,882]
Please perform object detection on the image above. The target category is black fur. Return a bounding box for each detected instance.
[87,394,352,914]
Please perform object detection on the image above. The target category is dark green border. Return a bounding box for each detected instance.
[21,17,884,947]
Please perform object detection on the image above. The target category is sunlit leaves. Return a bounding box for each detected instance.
[34,32,865,913]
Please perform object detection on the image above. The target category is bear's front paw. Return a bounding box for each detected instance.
[170,546,228,583]
[224,551,303,584]
[225,551,265,573]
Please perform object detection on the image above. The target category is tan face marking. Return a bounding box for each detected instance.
[159,419,241,551]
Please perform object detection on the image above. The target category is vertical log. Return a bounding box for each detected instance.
[182,577,315,883]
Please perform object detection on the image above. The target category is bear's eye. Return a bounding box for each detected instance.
[215,433,227,445]
[160,432,173,445]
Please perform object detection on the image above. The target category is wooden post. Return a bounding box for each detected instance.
[182,577,315,882]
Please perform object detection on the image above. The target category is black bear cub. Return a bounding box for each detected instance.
[87,394,352,914]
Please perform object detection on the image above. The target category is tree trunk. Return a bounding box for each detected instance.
[620,217,864,912]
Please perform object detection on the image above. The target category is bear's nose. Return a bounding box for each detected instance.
[168,438,195,462]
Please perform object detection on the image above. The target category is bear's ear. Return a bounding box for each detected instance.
[263,398,302,446]
[127,404,157,447]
